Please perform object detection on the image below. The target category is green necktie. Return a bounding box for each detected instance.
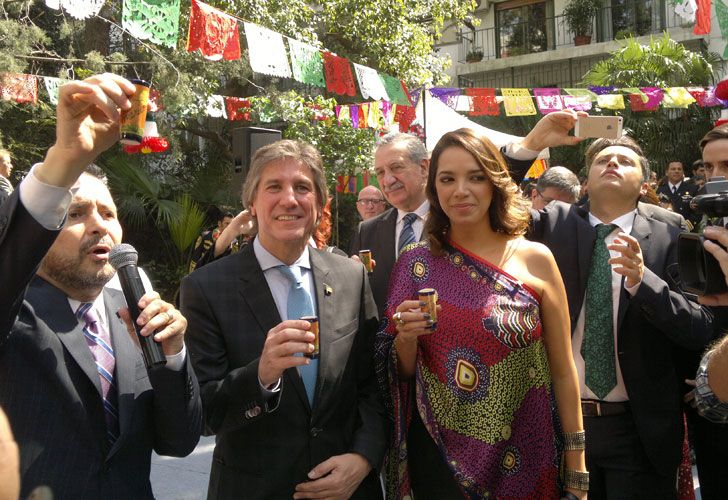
[582,223,618,399]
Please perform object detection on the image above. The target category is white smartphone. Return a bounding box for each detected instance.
[574,115,623,139]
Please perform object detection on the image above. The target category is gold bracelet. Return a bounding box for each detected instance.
[563,430,586,451]
[562,469,589,491]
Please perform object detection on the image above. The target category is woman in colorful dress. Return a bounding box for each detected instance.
[375,128,587,499]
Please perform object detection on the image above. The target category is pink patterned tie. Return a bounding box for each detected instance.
[76,303,119,444]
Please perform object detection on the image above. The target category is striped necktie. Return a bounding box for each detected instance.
[278,265,318,407]
[76,303,120,444]
[397,212,418,255]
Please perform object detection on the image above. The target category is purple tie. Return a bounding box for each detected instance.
[76,303,120,444]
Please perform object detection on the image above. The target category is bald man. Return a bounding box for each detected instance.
[356,185,386,221]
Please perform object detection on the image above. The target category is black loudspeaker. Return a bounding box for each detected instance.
[230,127,282,201]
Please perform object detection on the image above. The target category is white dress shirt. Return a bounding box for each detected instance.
[394,200,430,255]
[571,210,640,402]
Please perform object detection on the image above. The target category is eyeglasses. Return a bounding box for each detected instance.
[536,191,554,204]
[357,199,385,206]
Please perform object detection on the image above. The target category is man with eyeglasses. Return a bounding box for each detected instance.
[356,185,387,221]
[530,165,581,210]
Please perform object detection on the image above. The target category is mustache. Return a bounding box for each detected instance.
[79,235,114,254]
[384,181,404,193]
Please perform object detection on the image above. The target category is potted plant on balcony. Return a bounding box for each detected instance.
[563,0,600,46]
[466,48,484,63]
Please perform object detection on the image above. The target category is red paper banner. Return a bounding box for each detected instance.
[1,73,38,104]
[187,0,241,61]
[464,88,500,116]
[322,52,356,97]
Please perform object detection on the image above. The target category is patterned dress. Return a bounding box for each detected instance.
[375,241,562,499]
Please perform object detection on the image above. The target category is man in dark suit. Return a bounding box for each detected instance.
[349,133,430,317]
[656,160,698,220]
[181,140,387,499]
[0,74,202,499]
[0,148,13,207]
[507,117,713,498]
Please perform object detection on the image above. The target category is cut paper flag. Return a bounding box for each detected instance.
[349,105,359,129]
[244,22,291,78]
[588,85,616,95]
[187,0,241,61]
[288,39,325,87]
[429,87,461,109]
[716,0,728,57]
[562,95,592,111]
[336,104,351,124]
[225,97,251,121]
[596,94,625,109]
[533,88,563,114]
[50,0,105,19]
[122,0,181,49]
[464,88,500,116]
[394,105,416,132]
[454,95,472,112]
[336,172,374,194]
[380,74,411,106]
[42,76,64,105]
[694,0,711,34]
[205,95,227,118]
[501,88,537,116]
[359,103,370,128]
[687,87,708,107]
[629,87,664,111]
[1,73,38,104]
[353,63,388,101]
[563,88,598,101]
[621,87,648,102]
[662,87,696,108]
[322,52,356,96]
[368,100,382,128]
[674,0,697,22]
[525,159,548,179]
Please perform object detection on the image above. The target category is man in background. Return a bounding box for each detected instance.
[356,185,386,221]
[530,165,581,209]
[0,148,13,207]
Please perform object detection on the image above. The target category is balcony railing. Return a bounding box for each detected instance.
[457,1,694,64]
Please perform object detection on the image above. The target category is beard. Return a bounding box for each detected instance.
[40,236,115,292]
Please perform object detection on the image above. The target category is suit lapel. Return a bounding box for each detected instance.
[34,282,103,397]
[103,287,136,458]
[238,245,311,411]
[378,208,398,268]
[574,205,595,325]
[309,249,334,419]
[27,278,106,454]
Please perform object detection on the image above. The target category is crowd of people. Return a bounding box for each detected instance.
[1,73,728,500]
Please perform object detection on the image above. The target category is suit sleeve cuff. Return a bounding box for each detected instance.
[504,142,540,161]
[258,377,282,399]
[19,164,73,230]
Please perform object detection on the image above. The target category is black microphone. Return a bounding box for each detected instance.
[108,243,167,368]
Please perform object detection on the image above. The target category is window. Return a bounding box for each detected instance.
[496,0,552,58]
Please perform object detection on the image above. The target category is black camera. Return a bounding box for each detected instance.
[678,177,728,296]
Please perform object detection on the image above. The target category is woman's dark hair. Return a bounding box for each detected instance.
[425,128,530,256]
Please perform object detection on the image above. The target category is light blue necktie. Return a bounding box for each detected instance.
[398,212,418,255]
[278,265,318,406]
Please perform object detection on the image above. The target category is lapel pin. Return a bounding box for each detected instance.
[324,284,333,296]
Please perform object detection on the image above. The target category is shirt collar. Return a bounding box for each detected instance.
[253,236,311,272]
[68,293,107,328]
[669,181,682,190]
[397,200,430,223]
[588,209,637,236]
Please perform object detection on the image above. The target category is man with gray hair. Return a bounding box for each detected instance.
[530,165,580,209]
[350,133,430,316]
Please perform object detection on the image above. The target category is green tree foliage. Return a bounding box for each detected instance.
[1,0,474,295]
[580,34,720,175]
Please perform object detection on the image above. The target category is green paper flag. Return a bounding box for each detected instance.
[288,39,325,87]
[716,0,728,56]
[380,74,410,106]
[122,0,181,49]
